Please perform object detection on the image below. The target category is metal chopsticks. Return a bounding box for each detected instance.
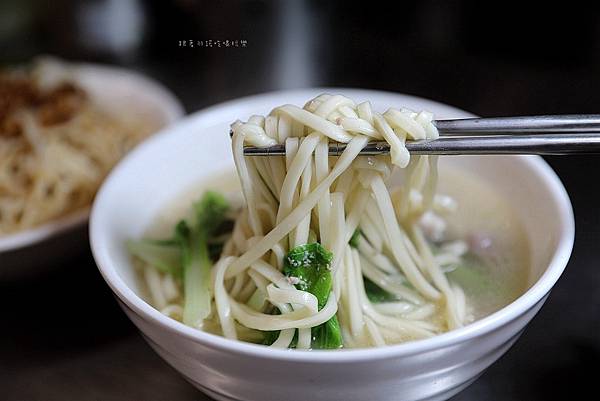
[238,115,600,156]
[434,114,600,134]
[243,134,600,156]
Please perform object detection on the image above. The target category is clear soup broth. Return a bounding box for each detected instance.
[137,166,530,345]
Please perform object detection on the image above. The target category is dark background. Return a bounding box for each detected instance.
[1,1,599,400]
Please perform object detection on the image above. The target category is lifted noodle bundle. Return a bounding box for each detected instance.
[131,94,473,349]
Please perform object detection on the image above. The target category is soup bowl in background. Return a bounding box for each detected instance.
[90,89,574,401]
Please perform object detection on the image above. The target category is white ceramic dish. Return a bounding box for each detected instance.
[90,89,574,401]
[0,63,184,279]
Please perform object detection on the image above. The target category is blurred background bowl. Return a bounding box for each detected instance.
[90,89,574,401]
[0,63,184,280]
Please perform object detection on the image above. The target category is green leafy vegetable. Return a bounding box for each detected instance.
[260,308,301,346]
[311,314,342,349]
[349,229,361,248]
[284,243,334,309]
[262,329,280,346]
[176,191,229,327]
[127,190,231,329]
[363,277,397,303]
[193,191,230,230]
[282,243,343,349]
[349,230,399,303]
[307,229,317,244]
[126,239,181,277]
[208,243,225,262]
[262,326,299,348]
[446,252,494,296]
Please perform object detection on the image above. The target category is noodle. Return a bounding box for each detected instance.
[134,93,476,348]
[0,59,156,235]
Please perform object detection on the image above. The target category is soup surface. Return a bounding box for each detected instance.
[137,166,530,343]
[438,168,529,319]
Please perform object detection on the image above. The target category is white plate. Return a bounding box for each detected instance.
[0,63,184,279]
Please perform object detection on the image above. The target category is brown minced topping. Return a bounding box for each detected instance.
[0,74,87,137]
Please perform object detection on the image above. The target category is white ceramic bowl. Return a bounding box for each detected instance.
[90,89,574,401]
[0,63,184,279]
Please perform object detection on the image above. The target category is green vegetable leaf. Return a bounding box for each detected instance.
[282,243,343,349]
[173,220,192,258]
[126,239,182,277]
[311,315,342,349]
[363,277,398,303]
[262,328,299,348]
[193,191,229,233]
[446,252,494,296]
[262,330,280,346]
[262,308,283,345]
[128,190,231,329]
[208,242,225,262]
[349,230,398,303]
[349,229,361,248]
[283,243,333,308]
[178,192,230,328]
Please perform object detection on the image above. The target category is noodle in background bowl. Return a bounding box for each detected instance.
[0,63,184,279]
[90,89,574,401]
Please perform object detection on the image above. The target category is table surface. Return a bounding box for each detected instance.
[1,1,599,400]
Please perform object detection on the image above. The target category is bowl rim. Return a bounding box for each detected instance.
[0,62,184,254]
[90,87,575,363]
